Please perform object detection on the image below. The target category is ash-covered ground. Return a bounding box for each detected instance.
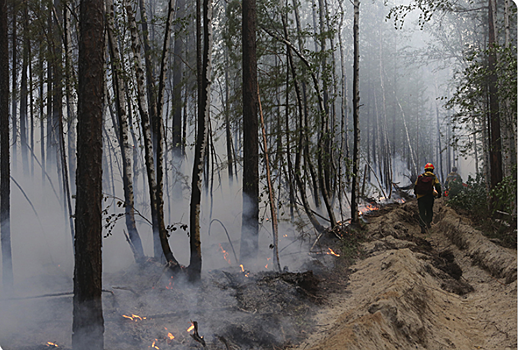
[0,227,350,350]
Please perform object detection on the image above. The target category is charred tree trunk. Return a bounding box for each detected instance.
[72,0,105,346]
[0,0,13,292]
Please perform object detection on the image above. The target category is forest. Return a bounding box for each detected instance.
[0,0,516,348]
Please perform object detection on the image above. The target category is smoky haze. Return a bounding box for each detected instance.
[0,0,500,347]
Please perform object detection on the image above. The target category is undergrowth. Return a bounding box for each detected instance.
[338,224,367,265]
[447,172,517,249]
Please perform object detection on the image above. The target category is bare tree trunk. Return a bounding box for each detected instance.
[39,36,46,187]
[107,0,145,261]
[20,0,29,174]
[351,0,360,224]
[241,0,259,263]
[292,0,320,208]
[72,0,105,345]
[11,0,17,170]
[64,0,76,192]
[283,18,325,233]
[172,0,185,157]
[126,1,179,267]
[487,0,502,191]
[189,0,211,281]
[156,0,180,268]
[224,47,233,181]
[0,0,13,292]
[258,89,281,272]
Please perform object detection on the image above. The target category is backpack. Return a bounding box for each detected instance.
[414,174,434,195]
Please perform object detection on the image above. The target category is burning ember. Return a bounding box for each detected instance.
[166,276,174,289]
[187,324,195,332]
[122,313,146,321]
[310,248,341,257]
[265,257,271,269]
[46,342,58,348]
[150,339,159,349]
[240,264,250,277]
[219,243,231,265]
[327,248,340,257]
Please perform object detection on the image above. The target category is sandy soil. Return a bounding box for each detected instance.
[292,199,517,350]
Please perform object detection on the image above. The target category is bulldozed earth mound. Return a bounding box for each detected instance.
[293,199,517,350]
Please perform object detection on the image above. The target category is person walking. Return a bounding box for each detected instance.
[414,163,442,233]
[444,166,463,198]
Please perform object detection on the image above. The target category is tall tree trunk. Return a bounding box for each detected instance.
[189,0,211,281]
[64,0,76,193]
[487,0,502,190]
[39,37,45,186]
[172,0,185,157]
[0,0,12,292]
[292,0,320,208]
[241,0,259,263]
[72,0,105,346]
[258,89,281,272]
[156,0,179,268]
[283,18,325,233]
[107,0,145,261]
[11,0,17,170]
[20,0,29,174]
[351,0,360,224]
[126,2,179,267]
[224,47,233,181]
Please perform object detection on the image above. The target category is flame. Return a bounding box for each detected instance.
[240,264,244,272]
[187,324,195,332]
[265,257,271,269]
[150,339,159,349]
[46,342,58,347]
[327,248,340,257]
[219,243,231,265]
[167,332,175,340]
[123,313,146,321]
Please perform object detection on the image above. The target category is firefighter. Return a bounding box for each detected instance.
[444,166,463,198]
[414,163,442,233]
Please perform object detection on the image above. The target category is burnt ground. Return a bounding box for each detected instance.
[0,198,516,350]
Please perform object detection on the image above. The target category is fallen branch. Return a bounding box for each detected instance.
[189,321,206,347]
[2,289,115,301]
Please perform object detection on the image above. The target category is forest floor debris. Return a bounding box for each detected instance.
[0,199,516,350]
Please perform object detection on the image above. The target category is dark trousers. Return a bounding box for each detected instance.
[418,195,435,228]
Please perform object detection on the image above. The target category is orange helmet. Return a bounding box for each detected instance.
[424,163,434,170]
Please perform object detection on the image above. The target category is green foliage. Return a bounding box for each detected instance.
[448,172,517,248]
[489,166,517,218]
[445,44,517,160]
[447,173,487,217]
